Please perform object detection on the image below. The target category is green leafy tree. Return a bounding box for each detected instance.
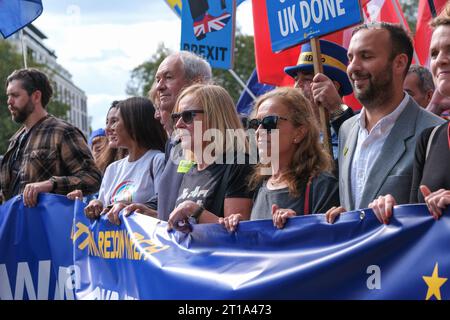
[213,32,255,102]
[0,40,71,154]
[127,32,256,103]
[126,43,172,97]
[400,0,419,33]
[0,41,23,154]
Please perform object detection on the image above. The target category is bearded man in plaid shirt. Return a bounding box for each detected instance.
[1,68,101,207]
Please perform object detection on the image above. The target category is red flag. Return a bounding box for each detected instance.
[414,0,447,66]
[251,1,373,87]
[251,0,298,86]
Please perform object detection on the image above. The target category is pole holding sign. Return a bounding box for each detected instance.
[310,38,333,156]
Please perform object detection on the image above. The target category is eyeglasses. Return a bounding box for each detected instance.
[248,115,288,132]
[171,110,204,124]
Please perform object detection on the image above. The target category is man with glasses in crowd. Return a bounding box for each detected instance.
[1,68,101,206]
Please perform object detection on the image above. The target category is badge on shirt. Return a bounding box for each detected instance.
[177,160,195,173]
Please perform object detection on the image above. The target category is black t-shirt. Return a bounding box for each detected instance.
[410,122,450,203]
[175,159,254,217]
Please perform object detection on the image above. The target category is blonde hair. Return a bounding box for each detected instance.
[249,87,333,196]
[430,2,450,28]
[175,84,248,161]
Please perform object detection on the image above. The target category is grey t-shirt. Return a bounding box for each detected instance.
[250,172,339,220]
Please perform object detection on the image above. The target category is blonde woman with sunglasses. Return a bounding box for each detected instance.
[221,87,339,232]
[166,84,254,232]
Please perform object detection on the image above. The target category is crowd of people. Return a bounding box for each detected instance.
[1,8,449,236]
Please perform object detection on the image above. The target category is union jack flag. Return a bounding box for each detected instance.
[193,12,231,39]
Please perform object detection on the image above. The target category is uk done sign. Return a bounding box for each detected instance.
[266,0,363,52]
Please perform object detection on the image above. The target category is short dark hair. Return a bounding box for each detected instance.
[116,97,167,151]
[353,22,413,77]
[6,68,53,108]
[407,65,435,93]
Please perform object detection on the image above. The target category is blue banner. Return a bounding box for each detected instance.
[0,194,77,300]
[0,0,43,38]
[266,0,363,52]
[1,194,450,300]
[180,0,236,69]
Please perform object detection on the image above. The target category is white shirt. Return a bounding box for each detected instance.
[98,149,165,206]
[350,94,409,209]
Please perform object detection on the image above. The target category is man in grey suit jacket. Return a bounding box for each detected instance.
[325,22,444,223]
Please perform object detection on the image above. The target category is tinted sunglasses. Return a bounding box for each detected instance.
[171,110,204,124]
[248,115,288,132]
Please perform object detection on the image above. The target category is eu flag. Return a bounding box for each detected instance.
[0,0,43,38]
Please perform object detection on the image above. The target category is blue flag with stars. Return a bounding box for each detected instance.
[0,0,43,38]
[1,194,450,300]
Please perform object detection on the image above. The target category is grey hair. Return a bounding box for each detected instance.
[177,51,212,84]
[408,64,435,93]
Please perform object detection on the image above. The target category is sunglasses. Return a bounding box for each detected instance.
[248,115,288,132]
[171,110,204,124]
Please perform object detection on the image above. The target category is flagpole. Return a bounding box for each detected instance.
[228,69,257,101]
[427,0,438,17]
[20,29,28,68]
[390,0,421,65]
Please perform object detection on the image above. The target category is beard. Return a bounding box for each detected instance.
[352,61,395,108]
[11,100,35,124]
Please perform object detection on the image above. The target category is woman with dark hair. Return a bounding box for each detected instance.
[95,100,128,173]
[84,97,167,224]
[220,87,339,231]
[67,101,127,201]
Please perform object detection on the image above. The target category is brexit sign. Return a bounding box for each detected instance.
[266,0,363,52]
[181,0,236,69]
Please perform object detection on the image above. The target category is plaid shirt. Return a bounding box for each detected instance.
[0,115,101,203]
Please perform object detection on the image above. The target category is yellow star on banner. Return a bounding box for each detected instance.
[423,263,448,300]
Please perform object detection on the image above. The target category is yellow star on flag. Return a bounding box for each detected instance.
[423,263,448,300]
[166,0,182,10]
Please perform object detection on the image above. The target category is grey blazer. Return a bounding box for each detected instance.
[338,97,445,210]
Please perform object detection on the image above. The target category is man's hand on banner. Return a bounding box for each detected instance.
[369,195,397,225]
[421,185,450,220]
[67,189,83,201]
[22,180,53,207]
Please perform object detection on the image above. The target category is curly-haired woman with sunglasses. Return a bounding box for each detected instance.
[220,87,339,232]
[166,84,254,232]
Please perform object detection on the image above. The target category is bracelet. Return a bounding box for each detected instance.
[49,177,57,192]
[330,104,348,121]
[190,204,205,223]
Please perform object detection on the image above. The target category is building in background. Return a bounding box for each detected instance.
[6,24,90,138]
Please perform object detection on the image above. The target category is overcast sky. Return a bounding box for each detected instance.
[33,0,254,131]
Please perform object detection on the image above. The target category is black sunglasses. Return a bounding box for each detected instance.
[171,110,204,124]
[248,115,288,132]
